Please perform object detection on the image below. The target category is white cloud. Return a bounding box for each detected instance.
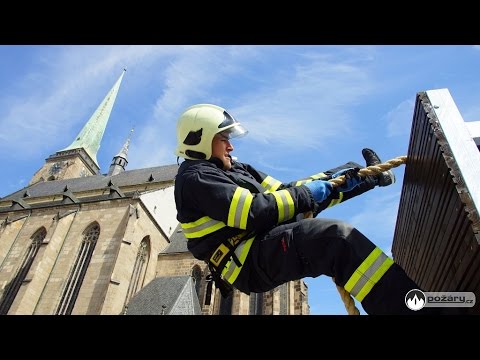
[127,45,377,171]
[151,45,260,121]
[386,99,415,137]
[130,45,261,168]
[253,155,302,173]
[230,50,374,151]
[0,45,376,172]
[0,45,174,158]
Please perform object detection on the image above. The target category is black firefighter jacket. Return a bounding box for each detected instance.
[174,158,330,262]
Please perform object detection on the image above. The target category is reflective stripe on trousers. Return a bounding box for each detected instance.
[344,246,394,302]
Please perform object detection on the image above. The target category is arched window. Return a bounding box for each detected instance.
[56,222,100,315]
[124,236,150,308]
[191,265,202,299]
[0,227,46,315]
[249,292,263,315]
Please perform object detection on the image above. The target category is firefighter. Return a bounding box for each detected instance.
[174,103,425,315]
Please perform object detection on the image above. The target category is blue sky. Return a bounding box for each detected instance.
[1,45,479,315]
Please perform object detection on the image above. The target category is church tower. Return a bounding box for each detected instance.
[0,68,311,315]
[29,70,126,185]
[108,128,133,176]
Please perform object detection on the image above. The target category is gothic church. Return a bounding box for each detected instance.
[0,71,310,315]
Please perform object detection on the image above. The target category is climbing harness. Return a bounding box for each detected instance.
[208,231,255,298]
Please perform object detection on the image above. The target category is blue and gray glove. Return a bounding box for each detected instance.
[332,167,363,192]
[304,180,333,203]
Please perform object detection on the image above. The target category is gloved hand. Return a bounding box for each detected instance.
[304,180,333,203]
[332,167,363,192]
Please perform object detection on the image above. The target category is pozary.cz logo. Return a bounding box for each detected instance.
[405,289,476,311]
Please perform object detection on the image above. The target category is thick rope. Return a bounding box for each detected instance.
[333,278,360,315]
[328,155,408,188]
[305,155,407,315]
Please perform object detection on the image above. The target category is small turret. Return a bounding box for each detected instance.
[108,128,134,176]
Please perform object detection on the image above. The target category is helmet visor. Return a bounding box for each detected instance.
[219,123,248,140]
[218,110,248,139]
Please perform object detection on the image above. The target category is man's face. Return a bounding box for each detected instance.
[211,132,234,170]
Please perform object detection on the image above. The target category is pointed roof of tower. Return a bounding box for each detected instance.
[62,69,126,167]
[115,128,134,160]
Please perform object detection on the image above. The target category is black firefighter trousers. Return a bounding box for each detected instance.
[234,217,426,315]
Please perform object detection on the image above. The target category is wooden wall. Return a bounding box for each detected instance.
[392,89,480,315]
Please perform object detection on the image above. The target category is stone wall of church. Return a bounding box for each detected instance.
[1,204,309,315]
[0,198,170,315]
[100,200,170,314]
[0,207,63,314]
[29,156,95,185]
[294,280,309,315]
[263,290,274,314]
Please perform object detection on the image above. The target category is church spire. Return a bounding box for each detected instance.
[108,128,134,176]
[29,69,127,185]
[62,69,126,167]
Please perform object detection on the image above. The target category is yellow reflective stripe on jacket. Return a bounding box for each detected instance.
[295,179,313,186]
[181,216,226,239]
[309,172,327,180]
[344,247,394,302]
[228,187,254,229]
[261,176,282,192]
[328,192,344,207]
[272,189,295,223]
[221,236,255,284]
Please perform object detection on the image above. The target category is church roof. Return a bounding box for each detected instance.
[0,164,178,204]
[125,276,201,315]
[162,223,189,253]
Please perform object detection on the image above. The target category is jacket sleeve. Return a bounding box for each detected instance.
[243,162,345,212]
[181,166,315,233]
[244,162,329,190]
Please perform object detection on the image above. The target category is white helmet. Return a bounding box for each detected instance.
[175,104,248,160]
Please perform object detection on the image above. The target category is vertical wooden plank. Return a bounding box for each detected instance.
[393,89,480,314]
